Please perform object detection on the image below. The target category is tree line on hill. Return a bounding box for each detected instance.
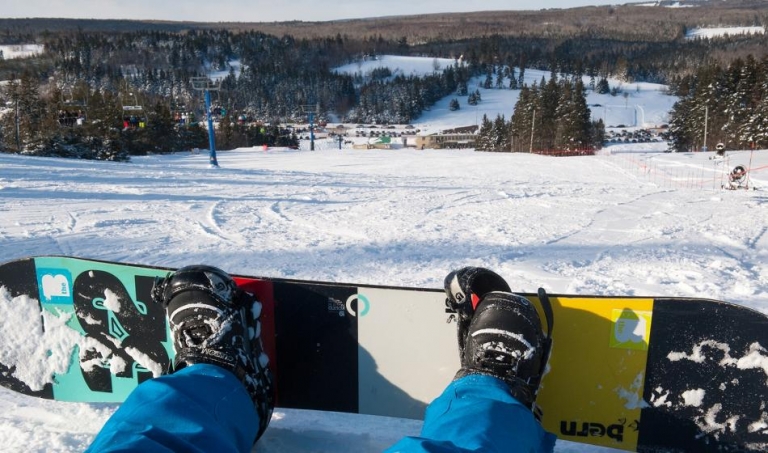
[667,55,768,152]
[1,1,765,44]
[0,11,767,158]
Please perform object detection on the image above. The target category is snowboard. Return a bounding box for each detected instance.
[1,256,767,452]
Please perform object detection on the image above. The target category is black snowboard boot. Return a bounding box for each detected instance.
[152,265,274,441]
[445,267,551,417]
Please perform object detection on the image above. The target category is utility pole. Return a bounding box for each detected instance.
[702,105,709,152]
[529,108,536,153]
[15,98,21,152]
[191,77,222,167]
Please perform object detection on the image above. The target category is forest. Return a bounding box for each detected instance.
[0,0,767,158]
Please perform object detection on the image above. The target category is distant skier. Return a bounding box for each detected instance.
[86,266,555,452]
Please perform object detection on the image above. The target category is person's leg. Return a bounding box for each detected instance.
[386,374,555,453]
[87,265,274,452]
[86,364,258,453]
[387,267,557,453]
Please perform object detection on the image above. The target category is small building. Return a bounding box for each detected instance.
[415,133,477,149]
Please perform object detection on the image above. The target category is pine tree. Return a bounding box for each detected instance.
[509,73,518,90]
[495,71,504,89]
[0,73,57,152]
[483,70,492,89]
[476,114,494,151]
[596,78,610,95]
[492,114,508,151]
[509,84,535,152]
[669,95,697,152]
[146,101,176,153]
[538,75,560,151]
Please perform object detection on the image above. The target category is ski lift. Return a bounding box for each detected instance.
[170,101,191,126]
[58,90,87,128]
[121,92,147,130]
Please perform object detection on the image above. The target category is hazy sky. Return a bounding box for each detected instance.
[5,1,624,22]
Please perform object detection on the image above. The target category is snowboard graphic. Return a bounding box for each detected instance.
[1,256,767,452]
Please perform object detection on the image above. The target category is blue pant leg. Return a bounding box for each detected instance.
[386,374,556,453]
[86,364,258,453]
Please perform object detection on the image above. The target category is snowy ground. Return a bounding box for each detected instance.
[1,142,767,452]
[685,26,766,40]
[0,44,44,60]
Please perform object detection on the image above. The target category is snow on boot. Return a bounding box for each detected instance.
[445,267,553,419]
[444,267,511,363]
[152,265,274,441]
[454,291,548,412]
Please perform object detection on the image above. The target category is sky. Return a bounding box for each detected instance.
[4,0,624,22]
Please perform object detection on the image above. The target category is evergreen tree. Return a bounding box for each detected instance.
[0,73,57,152]
[475,114,494,151]
[596,78,610,94]
[146,101,176,153]
[555,80,592,150]
[538,75,560,150]
[509,84,535,152]
[457,80,468,96]
[669,95,697,152]
[509,73,518,90]
[492,114,508,151]
[483,70,493,89]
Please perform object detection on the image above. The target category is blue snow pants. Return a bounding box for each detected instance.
[386,374,557,453]
[86,364,257,453]
[87,365,555,453]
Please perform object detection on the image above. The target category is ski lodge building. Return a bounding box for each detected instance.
[414,132,477,149]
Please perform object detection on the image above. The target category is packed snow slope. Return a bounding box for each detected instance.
[1,143,767,452]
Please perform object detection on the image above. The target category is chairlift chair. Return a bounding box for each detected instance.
[58,96,87,128]
[121,89,148,129]
[121,104,147,130]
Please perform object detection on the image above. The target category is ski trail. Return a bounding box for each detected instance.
[529,190,728,296]
[205,200,244,246]
[746,225,767,252]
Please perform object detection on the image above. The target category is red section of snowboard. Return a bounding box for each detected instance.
[233,277,279,405]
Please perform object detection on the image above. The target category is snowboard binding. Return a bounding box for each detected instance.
[444,267,554,420]
[152,265,274,441]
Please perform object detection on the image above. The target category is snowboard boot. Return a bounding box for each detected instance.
[444,267,512,364]
[445,267,552,418]
[152,265,274,441]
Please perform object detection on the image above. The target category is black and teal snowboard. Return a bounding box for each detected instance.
[1,256,767,452]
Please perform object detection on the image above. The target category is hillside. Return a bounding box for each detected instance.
[1,1,768,42]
